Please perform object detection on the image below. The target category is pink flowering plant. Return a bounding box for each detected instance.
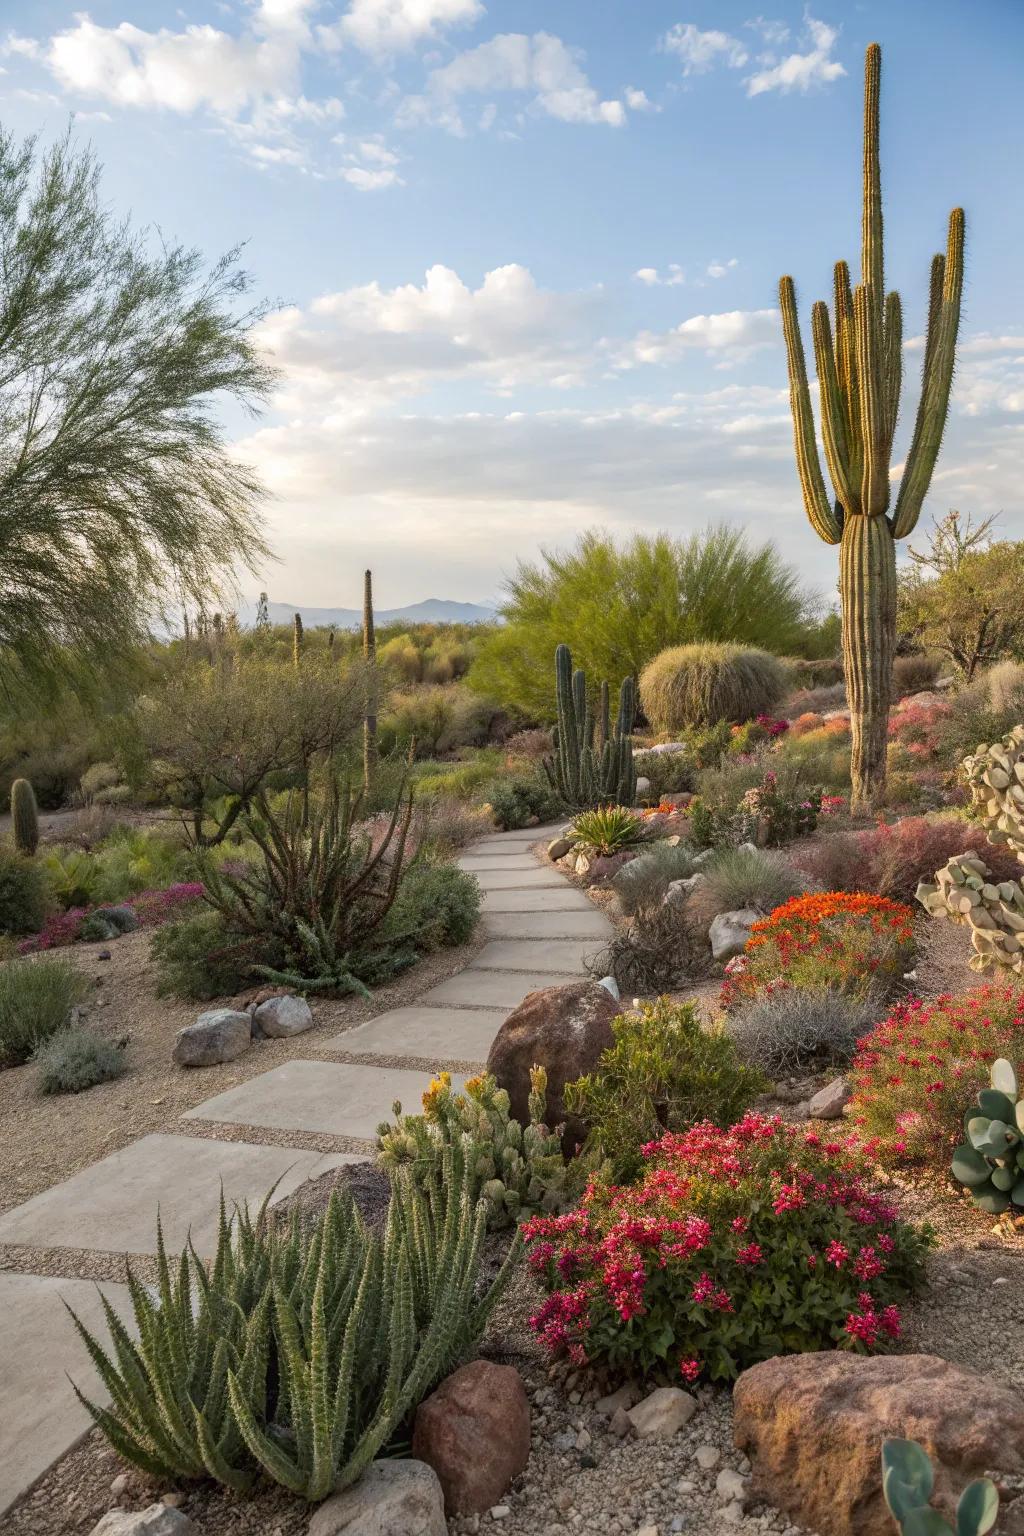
[19,882,204,953]
[523,1112,931,1384]
[736,770,823,847]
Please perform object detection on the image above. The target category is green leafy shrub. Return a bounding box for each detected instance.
[33,1026,127,1093]
[612,843,697,916]
[379,682,494,757]
[691,847,809,924]
[0,955,90,1066]
[150,910,264,1000]
[564,999,766,1182]
[487,772,563,831]
[378,1066,573,1228]
[524,1114,931,1382]
[384,861,480,951]
[0,846,50,934]
[727,988,879,1078]
[570,805,646,857]
[640,643,787,731]
[412,750,503,801]
[69,1149,520,1498]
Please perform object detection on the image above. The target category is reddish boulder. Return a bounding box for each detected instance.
[412,1360,531,1515]
[733,1352,1024,1536]
[486,980,620,1152]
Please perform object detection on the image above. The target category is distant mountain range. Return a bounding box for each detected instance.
[237,597,497,629]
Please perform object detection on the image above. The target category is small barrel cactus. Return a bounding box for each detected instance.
[378,1066,573,1228]
[882,1437,997,1536]
[10,778,39,856]
[951,1056,1024,1215]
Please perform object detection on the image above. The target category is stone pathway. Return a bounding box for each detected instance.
[0,821,612,1516]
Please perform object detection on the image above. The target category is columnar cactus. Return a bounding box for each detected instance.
[779,43,964,810]
[291,610,303,669]
[882,1438,997,1536]
[917,727,1024,972]
[10,778,38,856]
[950,1057,1024,1214]
[363,568,377,793]
[544,643,637,809]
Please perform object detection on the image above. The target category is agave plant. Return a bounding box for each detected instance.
[951,1056,1024,1214]
[569,804,647,858]
[67,1144,521,1499]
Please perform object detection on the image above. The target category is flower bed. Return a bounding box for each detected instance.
[524,1113,931,1383]
[721,892,916,1008]
[19,882,205,953]
[849,985,1024,1163]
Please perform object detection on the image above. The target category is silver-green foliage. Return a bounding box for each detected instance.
[378,1067,573,1228]
[950,1056,1024,1215]
[882,1437,997,1536]
[611,842,697,916]
[67,1147,521,1500]
[692,846,808,923]
[33,1025,127,1094]
[727,988,879,1078]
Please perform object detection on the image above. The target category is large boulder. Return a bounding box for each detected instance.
[709,909,759,962]
[253,993,313,1039]
[308,1460,446,1536]
[733,1352,1024,1536]
[412,1360,531,1514]
[172,1009,251,1067]
[486,980,620,1152]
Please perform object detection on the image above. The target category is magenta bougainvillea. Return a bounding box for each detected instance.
[522,1113,931,1384]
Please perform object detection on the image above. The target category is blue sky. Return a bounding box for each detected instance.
[1,0,1021,611]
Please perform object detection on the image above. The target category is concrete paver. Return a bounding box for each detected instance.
[469,866,569,890]
[481,909,611,939]
[472,938,599,972]
[418,968,582,1009]
[480,886,594,912]
[322,1005,501,1061]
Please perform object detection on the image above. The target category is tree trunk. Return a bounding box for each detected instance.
[840,513,896,812]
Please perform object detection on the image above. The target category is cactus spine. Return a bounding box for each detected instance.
[545,644,636,809]
[779,43,964,810]
[362,568,377,793]
[291,611,303,670]
[10,778,38,856]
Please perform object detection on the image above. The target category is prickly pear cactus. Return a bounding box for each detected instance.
[917,726,1024,972]
[949,1056,1024,1215]
[881,1437,998,1536]
[377,1066,572,1229]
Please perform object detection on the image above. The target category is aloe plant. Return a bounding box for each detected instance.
[779,43,964,810]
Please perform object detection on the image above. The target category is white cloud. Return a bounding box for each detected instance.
[625,85,658,111]
[745,15,846,96]
[745,17,791,46]
[341,164,403,189]
[633,264,686,286]
[403,32,626,133]
[320,0,484,56]
[615,309,780,368]
[661,24,749,75]
[707,257,739,278]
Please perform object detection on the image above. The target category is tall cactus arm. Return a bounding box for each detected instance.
[921,252,946,381]
[883,290,902,451]
[861,43,884,300]
[833,262,861,448]
[854,284,889,516]
[812,301,857,515]
[892,206,966,537]
[780,276,843,544]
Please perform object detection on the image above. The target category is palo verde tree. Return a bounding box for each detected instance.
[0,128,274,696]
[779,43,964,808]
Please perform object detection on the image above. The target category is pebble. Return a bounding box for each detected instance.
[491,1506,511,1520]
[109,1475,127,1497]
[716,1470,749,1504]
[695,1446,720,1470]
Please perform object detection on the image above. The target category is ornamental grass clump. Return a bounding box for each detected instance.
[523,1112,931,1383]
[639,643,787,732]
[848,985,1024,1165]
[722,893,916,1010]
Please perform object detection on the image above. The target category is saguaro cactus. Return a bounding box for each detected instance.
[363,568,377,792]
[10,778,39,856]
[779,43,964,809]
[291,611,303,669]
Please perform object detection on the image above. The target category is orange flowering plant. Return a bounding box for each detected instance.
[721,892,916,1009]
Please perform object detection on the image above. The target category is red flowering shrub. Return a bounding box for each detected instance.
[721,892,916,1009]
[865,816,1022,903]
[19,882,204,953]
[790,711,826,737]
[849,986,1024,1163]
[523,1113,931,1383]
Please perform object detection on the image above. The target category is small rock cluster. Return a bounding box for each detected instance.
[171,991,313,1067]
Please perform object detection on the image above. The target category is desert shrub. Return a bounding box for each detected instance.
[0,955,90,1066]
[935,668,1024,765]
[570,805,647,857]
[524,1113,931,1381]
[42,829,189,912]
[892,653,941,696]
[634,748,697,798]
[612,843,697,916]
[0,846,50,934]
[789,711,826,736]
[695,755,766,820]
[79,761,121,800]
[504,728,553,761]
[3,742,95,809]
[983,659,1024,717]
[722,893,916,1009]
[774,727,853,792]
[384,861,480,951]
[867,814,1022,903]
[69,1151,520,1498]
[564,999,766,1182]
[380,683,494,758]
[734,768,823,847]
[640,643,786,732]
[782,682,847,715]
[33,1026,127,1094]
[692,847,809,924]
[727,989,881,1078]
[412,796,493,856]
[588,903,706,995]
[412,751,503,801]
[848,987,1024,1165]
[487,773,563,831]
[150,909,265,1000]
[792,832,867,893]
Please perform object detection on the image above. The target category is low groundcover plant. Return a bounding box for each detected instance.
[523,1112,931,1384]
